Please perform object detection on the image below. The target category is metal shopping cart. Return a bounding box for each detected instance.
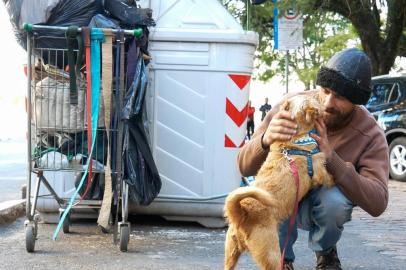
[23,24,141,253]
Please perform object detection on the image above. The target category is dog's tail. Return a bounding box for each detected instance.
[224,186,277,226]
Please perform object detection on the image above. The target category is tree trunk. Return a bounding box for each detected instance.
[313,0,406,75]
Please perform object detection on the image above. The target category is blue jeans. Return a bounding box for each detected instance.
[279,186,354,262]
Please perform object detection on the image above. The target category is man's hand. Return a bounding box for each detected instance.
[262,111,297,148]
[310,118,333,159]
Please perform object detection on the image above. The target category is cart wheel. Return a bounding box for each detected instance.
[25,225,36,253]
[119,225,129,252]
[33,215,39,238]
[62,214,70,234]
[33,222,38,239]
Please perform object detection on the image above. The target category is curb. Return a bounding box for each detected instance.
[0,199,26,225]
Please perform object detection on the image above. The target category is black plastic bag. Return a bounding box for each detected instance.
[122,52,161,205]
[123,119,161,205]
[58,130,108,165]
[3,0,24,51]
[122,45,148,120]
[3,0,24,28]
[88,14,120,29]
[103,0,156,27]
[74,159,105,200]
[4,0,103,66]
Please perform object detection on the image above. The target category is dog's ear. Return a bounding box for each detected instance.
[282,100,291,112]
[305,107,319,123]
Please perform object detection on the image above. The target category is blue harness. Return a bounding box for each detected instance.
[285,129,320,177]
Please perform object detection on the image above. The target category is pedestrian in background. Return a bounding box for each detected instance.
[259,97,272,121]
[246,100,255,140]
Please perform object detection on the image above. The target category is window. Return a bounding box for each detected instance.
[367,83,400,106]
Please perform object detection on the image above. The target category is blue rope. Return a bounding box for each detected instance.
[53,29,105,240]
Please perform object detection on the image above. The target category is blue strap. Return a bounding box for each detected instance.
[286,147,320,177]
[53,29,104,241]
[90,28,104,137]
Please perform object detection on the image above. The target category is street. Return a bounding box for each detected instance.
[0,181,405,270]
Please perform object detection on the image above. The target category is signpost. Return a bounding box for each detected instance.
[274,5,303,93]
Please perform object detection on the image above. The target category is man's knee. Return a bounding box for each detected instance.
[313,187,353,226]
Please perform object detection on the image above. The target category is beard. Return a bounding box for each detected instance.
[322,107,354,130]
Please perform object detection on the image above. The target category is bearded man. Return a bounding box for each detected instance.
[237,48,389,270]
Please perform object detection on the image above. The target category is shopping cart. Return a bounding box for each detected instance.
[23,24,141,253]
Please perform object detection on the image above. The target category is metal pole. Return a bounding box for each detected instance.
[246,0,250,30]
[285,50,289,93]
[24,24,139,36]
[26,33,32,219]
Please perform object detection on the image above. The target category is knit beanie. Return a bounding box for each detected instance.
[316,48,372,105]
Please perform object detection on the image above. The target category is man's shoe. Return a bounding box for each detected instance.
[283,260,294,270]
[315,246,342,270]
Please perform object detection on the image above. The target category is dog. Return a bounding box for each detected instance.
[224,93,335,270]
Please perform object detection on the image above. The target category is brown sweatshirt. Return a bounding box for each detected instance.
[237,92,389,217]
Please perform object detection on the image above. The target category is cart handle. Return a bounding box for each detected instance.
[22,23,143,38]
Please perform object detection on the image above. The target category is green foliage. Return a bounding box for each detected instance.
[222,1,359,87]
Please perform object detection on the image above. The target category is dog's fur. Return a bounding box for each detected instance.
[224,94,335,270]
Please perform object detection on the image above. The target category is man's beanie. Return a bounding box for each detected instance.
[316,48,372,105]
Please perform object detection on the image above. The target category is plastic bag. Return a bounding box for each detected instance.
[3,0,24,49]
[74,156,105,200]
[88,14,120,29]
[123,120,161,205]
[46,0,103,27]
[19,0,61,28]
[4,0,103,65]
[122,48,148,120]
[3,0,24,29]
[34,76,86,132]
[122,52,161,205]
[58,131,108,165]
[103,0,156,27]
[38,151,69,169]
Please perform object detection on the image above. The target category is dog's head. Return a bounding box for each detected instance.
[281,94,322,134]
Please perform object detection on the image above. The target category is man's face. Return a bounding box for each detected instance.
[319,87,355,130]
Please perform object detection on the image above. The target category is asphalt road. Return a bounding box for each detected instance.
[0,181,405,270]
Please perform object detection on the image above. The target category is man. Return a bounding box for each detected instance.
[237,48,389,270]
[259,97,272,121]
[246,100,255,140]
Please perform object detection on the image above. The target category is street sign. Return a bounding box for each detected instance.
[274,7,303,51]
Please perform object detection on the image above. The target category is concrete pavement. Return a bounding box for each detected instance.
[0,199,25,224]
[0,181,405,269]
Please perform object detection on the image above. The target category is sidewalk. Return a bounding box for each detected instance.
[0,181,404,269]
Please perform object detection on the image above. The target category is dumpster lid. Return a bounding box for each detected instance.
[149,29,258,45]
[139,0,258,45]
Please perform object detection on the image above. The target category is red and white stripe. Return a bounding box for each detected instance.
[225,74,251,148]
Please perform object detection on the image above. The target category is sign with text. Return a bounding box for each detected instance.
[274,7,303,50]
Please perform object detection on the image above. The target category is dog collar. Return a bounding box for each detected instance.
[292,129,318,146]
[283,130,321,177]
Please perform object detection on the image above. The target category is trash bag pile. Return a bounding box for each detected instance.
[3,0,155,56]
[5,0,162,205]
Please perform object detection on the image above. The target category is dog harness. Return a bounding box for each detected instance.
[283,129,320,177]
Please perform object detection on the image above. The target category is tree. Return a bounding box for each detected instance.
[227,0,406,76]
[223,1,358,87]
[310,0,406,75]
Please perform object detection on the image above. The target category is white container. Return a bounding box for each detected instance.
[34,0,258,227]
[35,171,77,223]
[132,0,258,227]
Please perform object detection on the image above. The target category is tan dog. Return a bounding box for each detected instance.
[224,94,335,270]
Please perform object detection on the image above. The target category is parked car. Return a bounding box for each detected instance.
[365,73,406,181]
